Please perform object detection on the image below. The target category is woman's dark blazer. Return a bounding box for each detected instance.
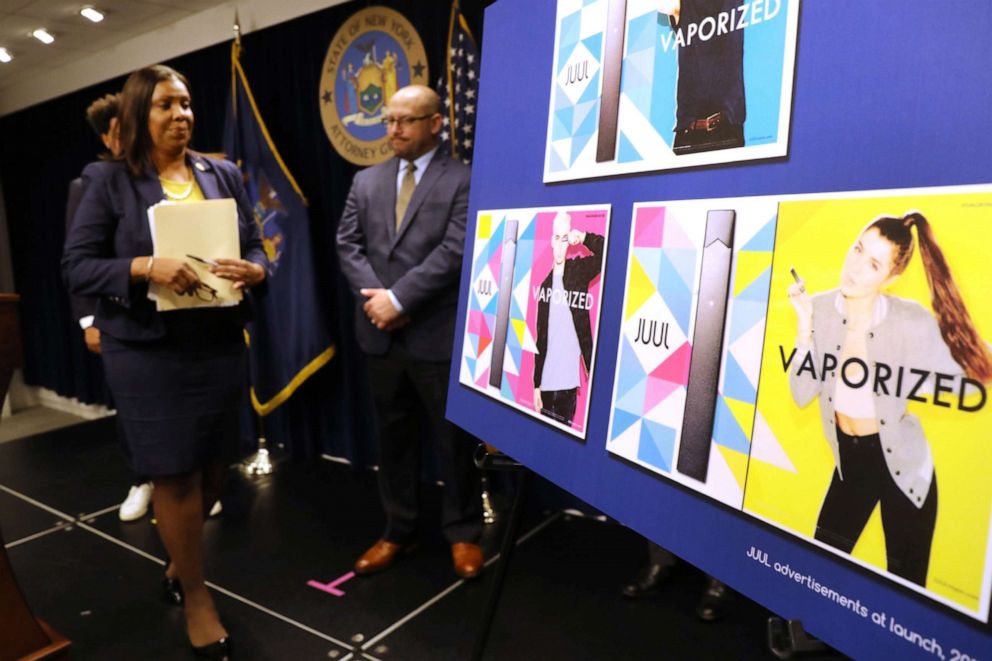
[62,152,267,342]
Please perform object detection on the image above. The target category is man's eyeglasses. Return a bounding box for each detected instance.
[381,114,432,128]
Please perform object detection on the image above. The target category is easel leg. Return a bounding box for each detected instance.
[470,469,529,661]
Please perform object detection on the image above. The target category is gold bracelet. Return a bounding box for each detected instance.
[145,256,154,282]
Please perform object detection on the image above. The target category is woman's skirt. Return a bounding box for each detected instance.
[101,318,246,476]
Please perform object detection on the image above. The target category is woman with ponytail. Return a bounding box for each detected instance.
[785,212,992,586]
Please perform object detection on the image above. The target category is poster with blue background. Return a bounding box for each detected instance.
[544,0,799,182]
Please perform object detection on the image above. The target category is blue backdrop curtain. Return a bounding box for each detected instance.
[0,0,491,464]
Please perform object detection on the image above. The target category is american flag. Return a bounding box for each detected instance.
[436,0,479,165]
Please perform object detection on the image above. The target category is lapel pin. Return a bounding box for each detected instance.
[194,161,207,172]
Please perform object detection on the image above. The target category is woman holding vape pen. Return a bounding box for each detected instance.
[786,212,992,586]
[63,64,266,658]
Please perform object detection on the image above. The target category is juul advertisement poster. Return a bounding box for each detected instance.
[743,186,992,621]
[544,0,799,182]
[459,205,611,438]
[607,198,777,507]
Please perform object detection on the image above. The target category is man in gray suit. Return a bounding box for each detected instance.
[337,85,483,579]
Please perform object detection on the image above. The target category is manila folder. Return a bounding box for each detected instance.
[148,198,241,311]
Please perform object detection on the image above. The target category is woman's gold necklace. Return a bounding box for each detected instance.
[162,168,194,201]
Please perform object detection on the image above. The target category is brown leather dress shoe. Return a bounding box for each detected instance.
[452,542,484,579]
[354,540,415,575]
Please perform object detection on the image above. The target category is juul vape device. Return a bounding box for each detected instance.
[676,210,736,482]
[596,0,627,163]
[489,219,520,388]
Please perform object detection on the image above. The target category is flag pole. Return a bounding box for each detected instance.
[241,414,276,476]
[228,10,275,478]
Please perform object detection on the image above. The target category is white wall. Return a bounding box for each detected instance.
[0,0,350,117]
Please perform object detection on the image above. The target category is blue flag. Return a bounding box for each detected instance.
[223,43,334,416]
[436,0,480,165]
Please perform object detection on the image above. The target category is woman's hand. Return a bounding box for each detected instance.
[210,258,266,291]
[132,256,201,295]
[787,278,813,342]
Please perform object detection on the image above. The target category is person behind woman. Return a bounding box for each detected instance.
[787,212,992,586]
[63,64,267,658]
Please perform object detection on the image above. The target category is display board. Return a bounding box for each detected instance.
[448,0,992,658]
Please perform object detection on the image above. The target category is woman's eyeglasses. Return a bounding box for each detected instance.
[188,282,217,302]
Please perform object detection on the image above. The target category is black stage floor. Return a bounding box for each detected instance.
[0,417,835,660]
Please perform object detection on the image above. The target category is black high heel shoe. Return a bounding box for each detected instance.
[191,636,232,660]
[162,558,184,606]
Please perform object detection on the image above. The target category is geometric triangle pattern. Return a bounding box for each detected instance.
[659,208,697,250]
[608,200,778,510]
[650,341,691,384]
[620,9,676,155]
[737,266,771,303]
[644,375,681,415]
[615,376,647,417]
[721,352,757,402]
[741,215,777,252]
[718,445,750,492]
[624,254,657,321]
[632,247,662,294]
[712,396,750,454]
[611,407,641,441]
[733,251,770,298]
[658,250,696,334]
[633,206,664,248]
[728,298,767,345]
[547,0,608,172]
[662,247,698,291]
[637,419,675,472]
[615,335,647,401]
[618,130,645,165]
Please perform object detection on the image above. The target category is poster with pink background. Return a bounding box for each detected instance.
[459,205,611,438]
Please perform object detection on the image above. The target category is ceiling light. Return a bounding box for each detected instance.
[0,48,11,63]
[32,29,55,44]
[80,6,105,23]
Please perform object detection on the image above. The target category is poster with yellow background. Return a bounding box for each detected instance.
[744,186,992,621]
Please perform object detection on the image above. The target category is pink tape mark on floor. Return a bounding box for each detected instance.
[307,571,356,597]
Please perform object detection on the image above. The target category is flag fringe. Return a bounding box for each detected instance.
[250,344,337,416]
[231,43,334,417]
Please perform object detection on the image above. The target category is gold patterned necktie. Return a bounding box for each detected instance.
[395,161,416,231]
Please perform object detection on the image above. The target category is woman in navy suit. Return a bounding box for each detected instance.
[63,64,267,658]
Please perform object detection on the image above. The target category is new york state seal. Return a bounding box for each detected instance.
[319,6,429,166]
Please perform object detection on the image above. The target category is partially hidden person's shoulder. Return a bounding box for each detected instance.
[79,158,126,182]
